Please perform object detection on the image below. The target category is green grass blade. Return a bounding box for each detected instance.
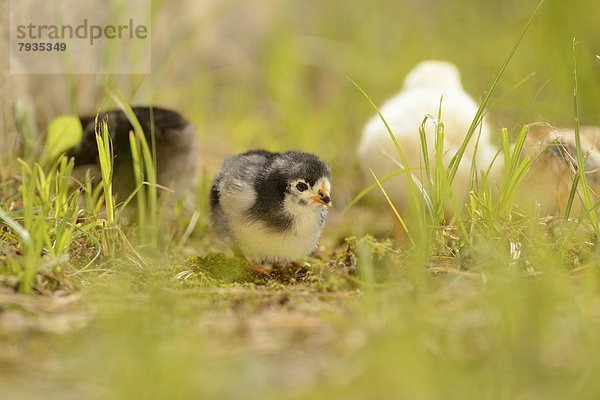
[419,115,432,194]
[109,88,159,245]
[95,120,115,225]
[447,0,544,185]
[564,173,580,222]
[342,169,406,214]
[370,169,415,246]
[571,39,599,236]
[0,206,32,250]
[348,76,424,220]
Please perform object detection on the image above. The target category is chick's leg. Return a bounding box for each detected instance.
[250,263,273,275]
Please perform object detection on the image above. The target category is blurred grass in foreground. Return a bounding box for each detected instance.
[3,245,600,400]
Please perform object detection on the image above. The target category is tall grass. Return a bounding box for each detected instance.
[0,94,166,290]
[570,40,600,238]
[496,125,532,215]
[109,88,160,248]
[95,117,116,226]
[0,156,82,292]
[347,0,557,250]
[347,77,430,247]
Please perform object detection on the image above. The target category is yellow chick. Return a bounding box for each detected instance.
[358,60,500,217]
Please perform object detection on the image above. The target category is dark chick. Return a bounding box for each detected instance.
[211,150,332,266]
[69,106,199,198]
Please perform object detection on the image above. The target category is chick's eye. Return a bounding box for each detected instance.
[296,182,309,192]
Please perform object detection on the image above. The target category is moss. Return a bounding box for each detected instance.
[167,238,368,292]
[184,253,254,284]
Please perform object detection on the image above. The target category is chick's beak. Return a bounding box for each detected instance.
[311,189,332,208]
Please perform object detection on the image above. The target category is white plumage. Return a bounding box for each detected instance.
[358,60,500,215]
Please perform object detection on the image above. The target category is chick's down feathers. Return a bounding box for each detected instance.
[211,150,331,263]
[358,60,500,215]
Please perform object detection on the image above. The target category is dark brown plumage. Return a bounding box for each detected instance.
[69,106,199,198]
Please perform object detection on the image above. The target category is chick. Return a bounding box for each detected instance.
[519,125,600,215]
[358,60,499,216]
[210,150,332,266]
[69,106,199,198]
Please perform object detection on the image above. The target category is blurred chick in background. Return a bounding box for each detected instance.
[519,124,600,216]
[69,107,199,200]
[358,60,500,218]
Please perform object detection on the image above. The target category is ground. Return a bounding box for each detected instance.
[2,231,600,399]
